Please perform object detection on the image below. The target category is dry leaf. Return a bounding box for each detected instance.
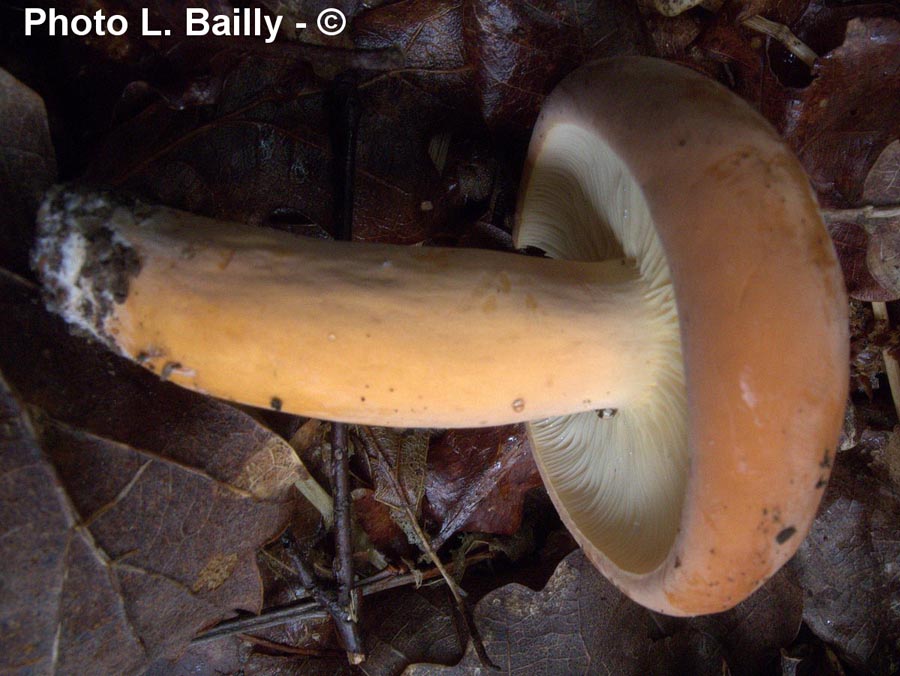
[362,427,430,515]
[361,586,463,676]
[862,141,900,296]
[790,433,900,673]
[407,549,803,674]
[0,274,303,497]
[406,551,652,674]
[0,273,302,672]
[358,427,430,548]
[863,140,900,206]
[85,37,451,245]
[462,0,649,133]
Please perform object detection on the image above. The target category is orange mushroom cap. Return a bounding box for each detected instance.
[516,57,848,615]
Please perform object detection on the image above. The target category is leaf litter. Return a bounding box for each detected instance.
[2,0,900,673]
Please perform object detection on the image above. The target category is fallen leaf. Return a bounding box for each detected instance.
[681,566,804,675]
[357,427,430,547]
[828,219,890,301]
[777,17,900,208]
[0,272,302,672]
[360,586,463,676]
[0,273,303,497]
[0,374,290,672]
[462,0,649,133]
[790,432,900,673]
[405,551,652,674]
[360,427,430,515]
[0,374,79,674]
[763,15,900,300]
[407,548,804,674]
[0,68,56,275]
[863,140,900,206]
[424,426,542,549]
[780,627,850,676]
[862,141,900,296]
[259,0,360,48]
[866,223,900,298]
[353,487,415,561]
[650,0,705,19]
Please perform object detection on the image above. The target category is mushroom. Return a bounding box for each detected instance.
[33,57,848,616]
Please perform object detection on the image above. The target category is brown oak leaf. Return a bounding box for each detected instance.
[0,272,303,672]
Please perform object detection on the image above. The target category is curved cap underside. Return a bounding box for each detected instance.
[516,57,848,615]
[517,122,687,575]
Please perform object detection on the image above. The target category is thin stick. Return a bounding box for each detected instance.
[280,531,365,662]
[237,634,342,657]
[194,602,326,644]
[331,73,360,243]
[191,552,495,645]
[328,72,364,664]
[821,205,900,231]
[358,428,500,671]
[741,15,817,67]
[330,422,355,612]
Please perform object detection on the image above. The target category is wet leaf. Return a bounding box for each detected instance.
[777,17,900,207]
[0,68,56,275]
[424,426,542,549]
[0,272,301,672]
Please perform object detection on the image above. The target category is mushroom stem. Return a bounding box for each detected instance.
[34,189,676,429]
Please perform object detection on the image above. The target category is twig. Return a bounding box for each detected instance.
[328,72,364,664]
[280,531,365,663]
[0,266,39,290]
[742,15,817,68]
[194,601,326,644]
[357,428,500,671]
[191,552,495,644]
[330,422,355,613]
[821,205,900,231]
[237,634,342,657]
[164,35,404,79]
[331,73,360,243]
